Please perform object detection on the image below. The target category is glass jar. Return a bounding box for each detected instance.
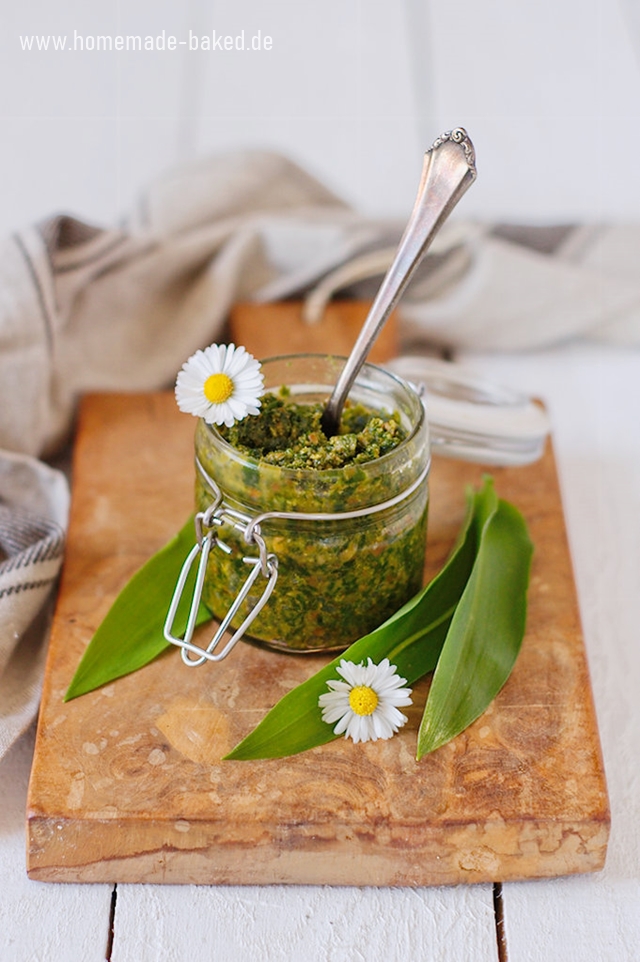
[192,354,430,654]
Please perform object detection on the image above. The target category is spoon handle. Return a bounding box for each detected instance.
[321,128,477,436]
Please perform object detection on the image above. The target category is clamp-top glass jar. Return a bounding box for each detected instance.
[174,354,430,660]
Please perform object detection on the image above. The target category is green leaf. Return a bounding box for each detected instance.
[225,483,482,760]
[64,516,212,701]
[416,488,533,758]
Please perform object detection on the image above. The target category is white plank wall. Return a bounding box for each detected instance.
[191,0,424,219]
[428,0,640,221]
[0,0,190,231]
[2,0,640,234]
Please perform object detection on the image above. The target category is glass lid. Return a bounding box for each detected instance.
[387,356,550,467]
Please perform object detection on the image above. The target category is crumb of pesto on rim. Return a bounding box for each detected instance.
[218,389,407,470]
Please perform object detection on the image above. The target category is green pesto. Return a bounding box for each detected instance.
[219,391,406,470]
[195,389,429,652]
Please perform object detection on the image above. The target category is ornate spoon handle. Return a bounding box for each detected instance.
[321,128,477,437]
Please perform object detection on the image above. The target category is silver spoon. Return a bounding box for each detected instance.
[321,127,477,437]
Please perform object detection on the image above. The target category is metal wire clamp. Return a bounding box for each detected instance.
[166,456,429,666]
[163,500,278,667]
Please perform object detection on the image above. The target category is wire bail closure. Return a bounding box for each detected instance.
[163,491,279,666]
[165,456,430,667]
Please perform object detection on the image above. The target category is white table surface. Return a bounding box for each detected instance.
[1,342,638,962]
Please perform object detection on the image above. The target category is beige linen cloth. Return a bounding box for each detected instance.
[2,149,640,758]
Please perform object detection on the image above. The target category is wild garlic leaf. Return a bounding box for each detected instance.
[64,516,212,701]
[225,484,481,760]
[416,489,533,759]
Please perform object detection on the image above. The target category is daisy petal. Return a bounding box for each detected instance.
[333,712,352,736]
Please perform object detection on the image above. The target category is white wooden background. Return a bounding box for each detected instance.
[2,1,640,959]
[1,0,640,234]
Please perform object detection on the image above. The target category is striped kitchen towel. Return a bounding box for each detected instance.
[0,452,68,758]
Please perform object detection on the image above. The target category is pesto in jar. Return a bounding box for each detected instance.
[195,355,429,653]
[219,390,406,470]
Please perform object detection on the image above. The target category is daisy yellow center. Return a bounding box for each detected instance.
[204,373,234,404]
[348,685,379,716]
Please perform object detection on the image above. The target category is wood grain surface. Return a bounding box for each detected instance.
[229,300,398,362]
[26,390,609,886]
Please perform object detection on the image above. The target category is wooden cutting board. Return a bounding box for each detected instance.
[27,389,609,886]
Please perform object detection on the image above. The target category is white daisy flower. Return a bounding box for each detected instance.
[175,343,264,427]
[318,657,413,744]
